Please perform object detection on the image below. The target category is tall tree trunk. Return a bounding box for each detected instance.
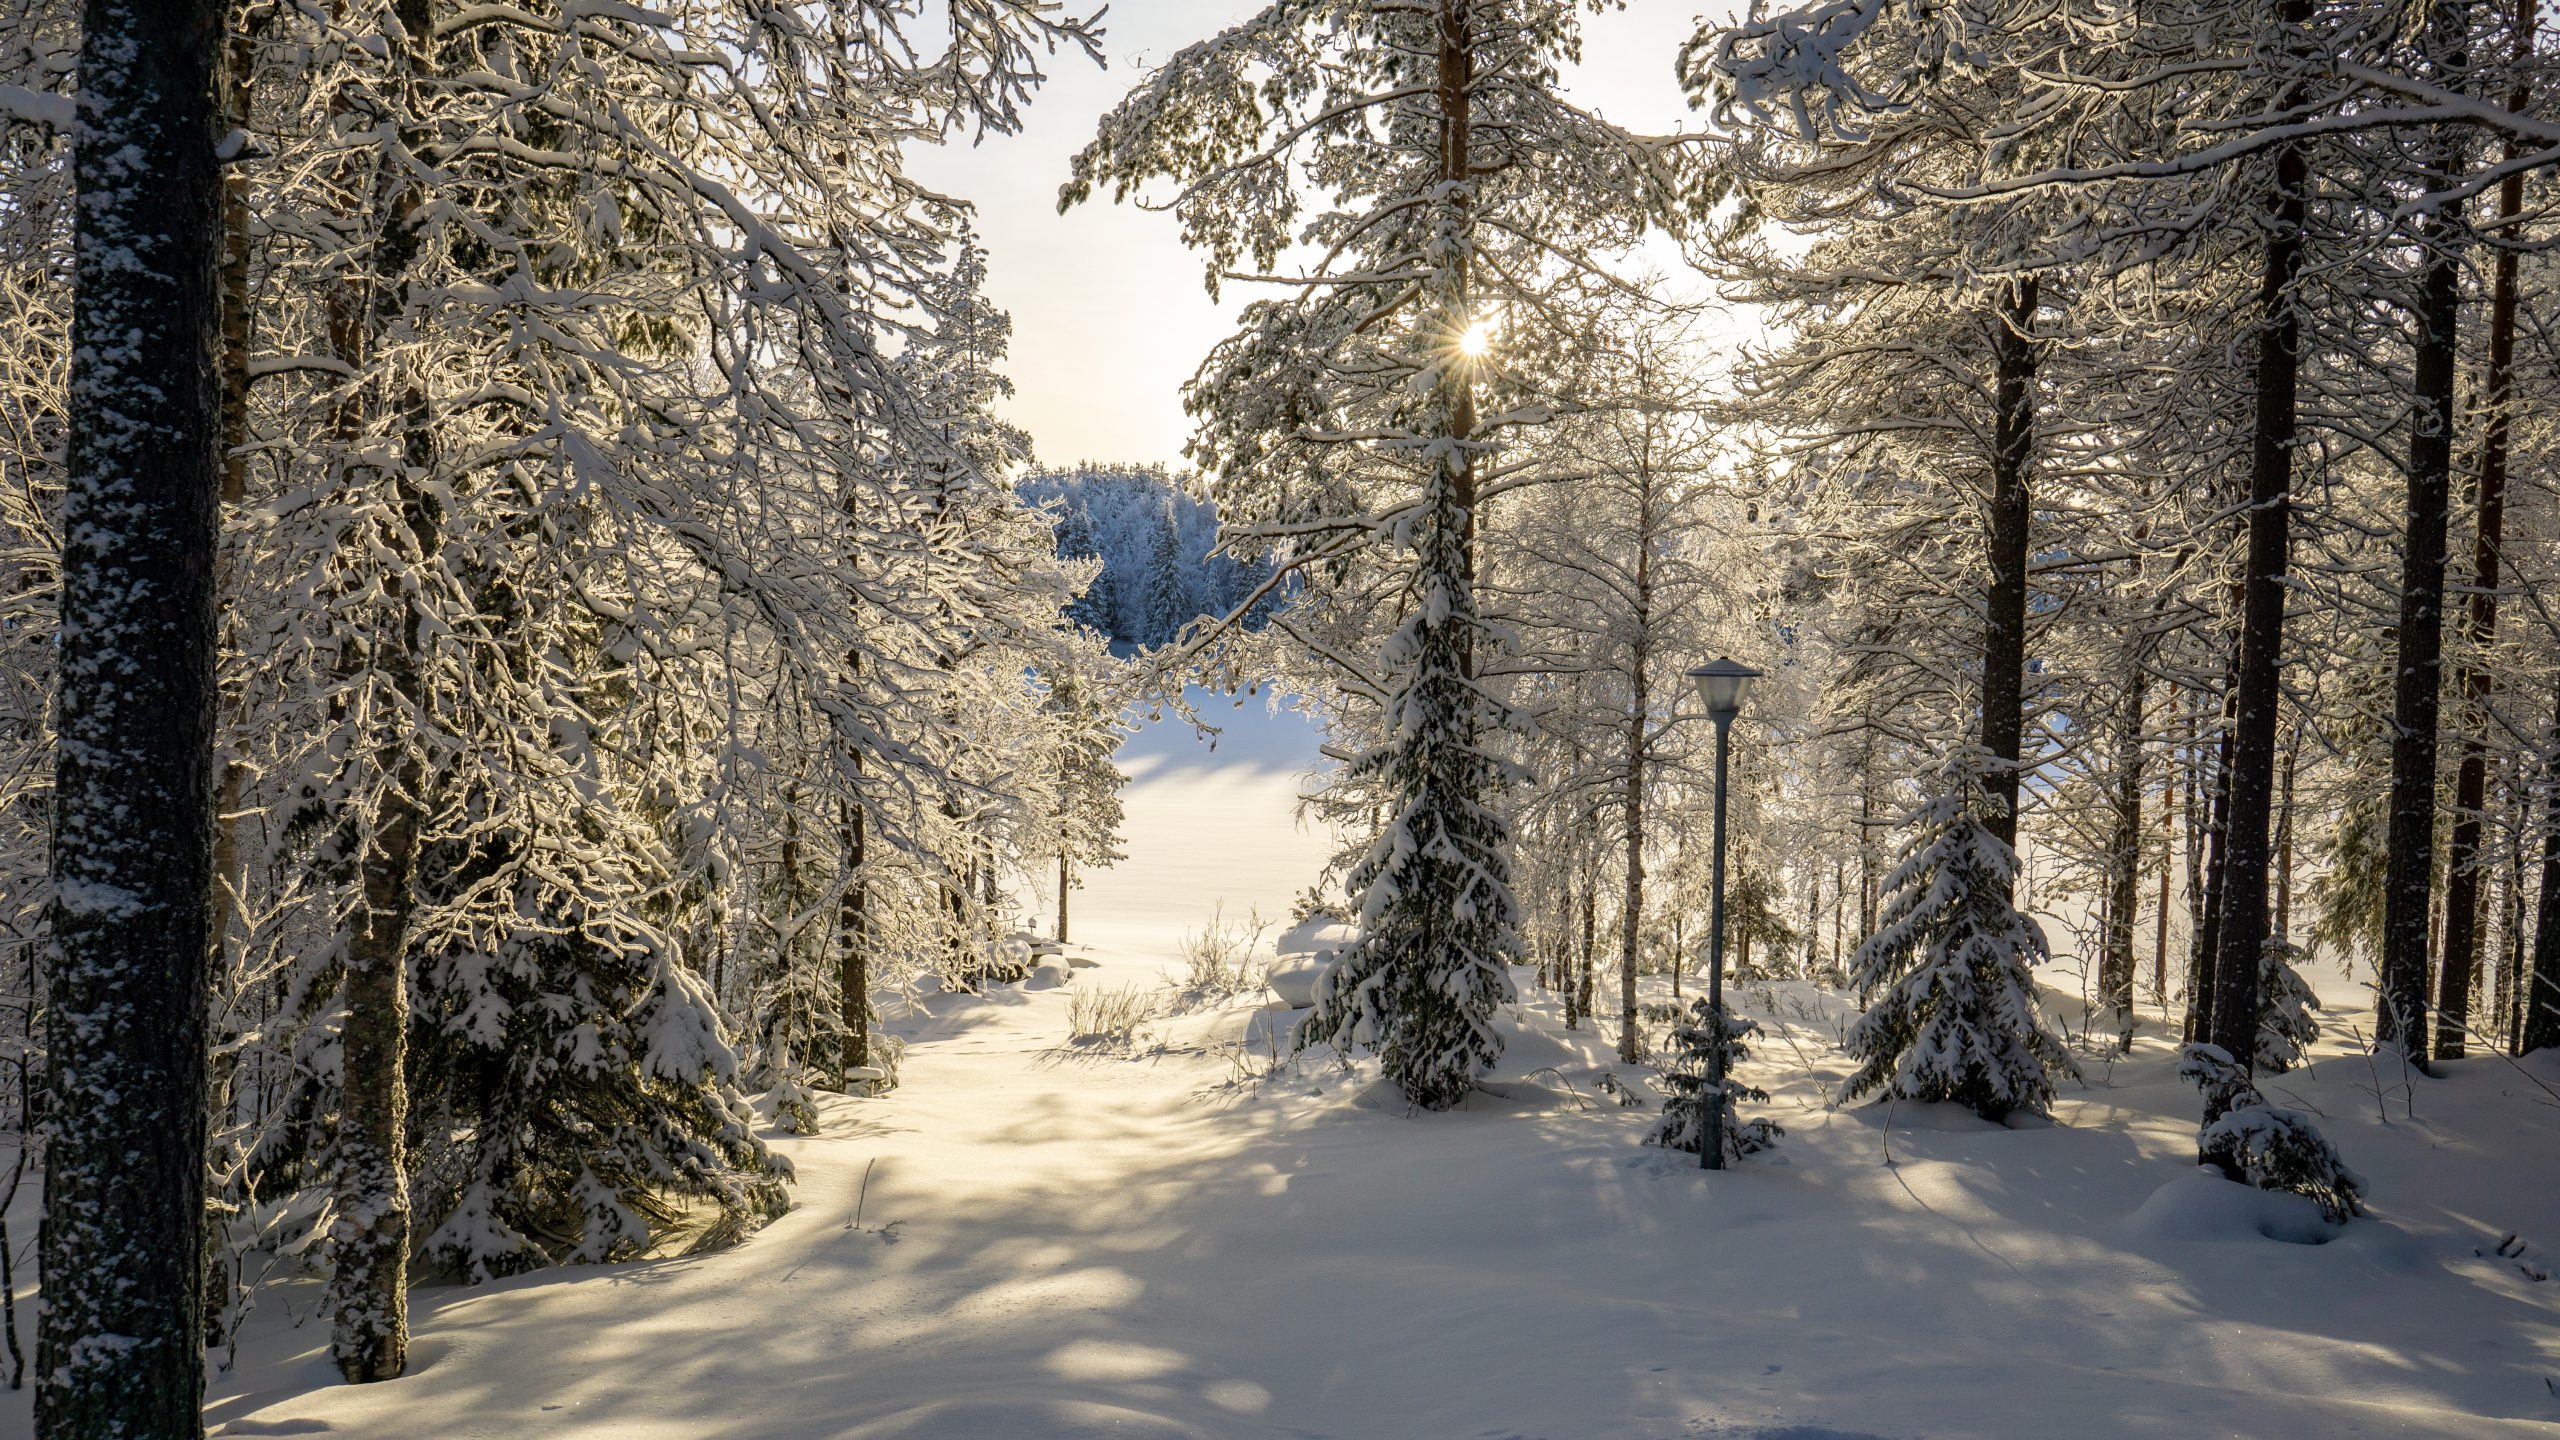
[327,0,436,1381]
[1576,867,1597,1028]
[44,0,224,1427]
[1982,276,2039,856]
[1057,851,1070,944]
[2523,681,2560,1053]
[838,796,871,1078]
[2378,1,2472,1063]
[2200,42,2312,1088]
[2187,691,2234,1044]
[2101,663,2148,1021]
[1619,712,1646,1063]
[2156,687,2176,1015]
[2438,0,2533,1059]
[2275,724,2300,940]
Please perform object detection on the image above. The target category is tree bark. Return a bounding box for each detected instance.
[838,796,871,1077]
[2101,662,2148,1021]
[326,0,437,1380]
[40,0,224,1431]
[2202,51,2312,1086]
[2377,0,2472,1064]
[1982,276,2039,856]
[2437,0,2532,1059]
[2523,679,2560,1053]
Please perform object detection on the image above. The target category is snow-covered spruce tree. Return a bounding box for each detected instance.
[1309,456,1523,1109]
[2256,936,2321,1075]
[36,0,223,1428]
[1140,496,1196,647]
[2177,1043,2363,1222]
[1646,997,1782,1162]
[1843,751,2077,1122]
[1068,0,1695,1107]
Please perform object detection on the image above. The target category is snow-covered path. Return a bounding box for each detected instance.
[35,695,2560,1439]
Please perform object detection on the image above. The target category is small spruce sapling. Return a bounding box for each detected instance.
[2256,935,2322,1074]
[1841,749,2078,1121]
[2178,1043,2364,1223]
[1646,996,1784,1160]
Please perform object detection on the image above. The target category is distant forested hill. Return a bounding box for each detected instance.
[1021,464,1284,648]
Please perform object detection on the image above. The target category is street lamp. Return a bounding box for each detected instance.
[1686,658,1763,1171]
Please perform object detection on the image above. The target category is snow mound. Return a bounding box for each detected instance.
[2119,1170,2342,1246]
[1022,960,1073,991]
[1276,916,1356,956]
[1264,952,1330,1008]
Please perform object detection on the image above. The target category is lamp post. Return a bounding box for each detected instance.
[1687,658,1762,1171]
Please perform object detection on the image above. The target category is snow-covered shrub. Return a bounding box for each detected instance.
[1066,983,1156,1048]
[1646,997,1784,1161]
[1841,750,2078,1122]
[1179,903,1272,996]
[2179,1043,2364,1224]
[2256,936,2322,1074]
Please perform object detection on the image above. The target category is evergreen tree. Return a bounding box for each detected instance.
[1645,997,1783,1161]
[1842,751,2077,1122]
[1140,496,1195,647]
[2178,1043,2364,1222]
[1303,461,1521,1109]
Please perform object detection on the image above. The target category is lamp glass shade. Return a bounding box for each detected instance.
[1687,658,1764,720]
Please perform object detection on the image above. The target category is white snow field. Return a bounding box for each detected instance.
[7,693,2560,1439]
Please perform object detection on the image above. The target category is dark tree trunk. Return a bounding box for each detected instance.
[1575,869,1597,1028]
[839,797,872,1078]
[2524,680,2560,1053]
[1057,851,1070,945]
[40,0,224,1431]
[2186,695,2233,1044]
[2378,2,2472,1063]
[2202,72,2313,1086]
[1618,523,1652,1063]
[2438,0,2531,1059]
[2101,663,2148,1020]
[1982,277,2039,856]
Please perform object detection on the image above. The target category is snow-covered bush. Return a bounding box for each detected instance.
[1841,750,2078,1122]
[1178,903,1273,997]
[1646,997,1784,1161]
[1066,984,1157,1048]
[2178,1043,2364,1223]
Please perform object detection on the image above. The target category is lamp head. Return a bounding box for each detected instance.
[1687,657,1764,722]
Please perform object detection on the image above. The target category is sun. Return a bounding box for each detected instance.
[1457,318,1495,360]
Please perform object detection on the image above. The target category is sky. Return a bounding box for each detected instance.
[907,2,1740,473]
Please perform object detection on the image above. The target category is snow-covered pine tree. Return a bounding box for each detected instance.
[1646,997,1783,1161]
[1843,750,2077,1122]
[1069,0,1697,1108]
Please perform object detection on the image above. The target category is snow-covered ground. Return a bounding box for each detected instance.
[8,694,2560,1439]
